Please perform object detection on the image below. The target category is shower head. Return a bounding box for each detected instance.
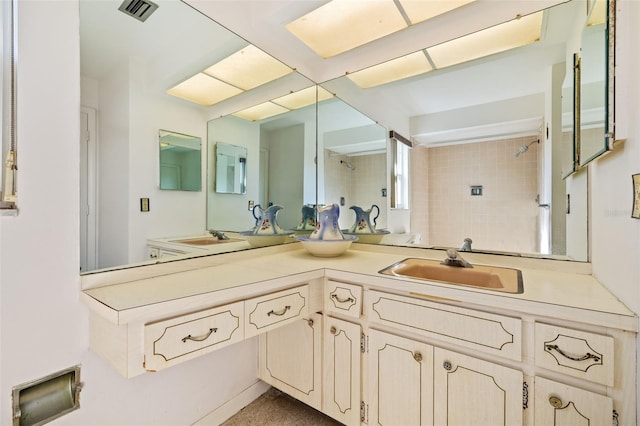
[341,160,356,171]
[514,140,539,157]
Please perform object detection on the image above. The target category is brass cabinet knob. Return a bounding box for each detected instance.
[413,352,423,362]
[443,361,453,371]
[549,396,563,408]
[330,326,337,335]
[306,318,314,327]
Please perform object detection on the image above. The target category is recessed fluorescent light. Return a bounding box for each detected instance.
[588,0,606,26]
[286,0,407,58]
[272,86,335,110]
[346,51,433,88]
[203,44,294,91]
[167,73,243,106]
[426,11,543,69]
[233,102,290,121]
[398,0,476,25]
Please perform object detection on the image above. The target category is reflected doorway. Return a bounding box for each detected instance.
[80,107,97,271]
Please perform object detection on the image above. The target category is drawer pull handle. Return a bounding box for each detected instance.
[331,294,355,304]
[413,352,423,362]
[182,328,217,343]
[267,305,291,317]
[548,396,564,408]
[545,344,601,362]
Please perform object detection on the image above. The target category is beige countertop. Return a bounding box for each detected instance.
[82,243,637,331]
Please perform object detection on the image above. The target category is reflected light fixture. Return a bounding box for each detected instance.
[587,0,606,26]
[346,51,433,88]
[348,10,543,89]
[426,11,543,69]
[167,73,242,106]
[286,0,476,59]
[272,86,334,110]
[203,44,294,91]
[232,102,290,121]
[167,44,294,106]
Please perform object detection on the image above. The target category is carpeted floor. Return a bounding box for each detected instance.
[222,387,343,425]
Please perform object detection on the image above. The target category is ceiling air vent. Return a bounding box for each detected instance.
[118,0,159,23]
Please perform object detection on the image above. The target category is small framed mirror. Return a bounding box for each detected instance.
[215,142,247,194]
[159,130,202,191]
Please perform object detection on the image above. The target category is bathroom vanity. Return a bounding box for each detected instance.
[81,243,637,425]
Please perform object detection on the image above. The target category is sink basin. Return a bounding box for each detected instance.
[379,258,523,293]
[170,237,241,246]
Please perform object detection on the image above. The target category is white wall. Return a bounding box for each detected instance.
[590,0,640,315]
[0,2,259,425]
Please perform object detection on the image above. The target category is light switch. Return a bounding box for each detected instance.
[140,198,150,212]
[470,185,483,196]
[632,174,640,219]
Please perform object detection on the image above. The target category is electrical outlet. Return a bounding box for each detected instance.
[248,200,254,210]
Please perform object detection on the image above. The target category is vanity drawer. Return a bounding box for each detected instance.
[144,301,244,371]
[245,285,309,338]
[535,322,614,386]
[324,280,362,318]
[366,290,522,361]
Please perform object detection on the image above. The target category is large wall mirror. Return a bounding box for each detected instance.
[79,0,313,272]
[321,0,591,261]
[80,0,617,274]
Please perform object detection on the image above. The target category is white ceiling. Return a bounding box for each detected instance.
[81,0,580,137]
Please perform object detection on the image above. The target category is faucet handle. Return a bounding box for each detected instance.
[446,248,458,259]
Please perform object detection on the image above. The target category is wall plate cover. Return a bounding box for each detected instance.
[140,198,150,212]
[632,174,640,219]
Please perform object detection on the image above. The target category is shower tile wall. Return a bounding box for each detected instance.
[411,136,540,253]
[324,153,387,230]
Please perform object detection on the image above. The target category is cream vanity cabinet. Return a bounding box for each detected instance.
[258,314,323,409]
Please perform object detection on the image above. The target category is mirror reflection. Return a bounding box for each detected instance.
[159,130,202,191]
[579,0,608,166]
[80,0,307,272]
[321,0,589,260]
[215,142,246,194]
[80,0,613,273]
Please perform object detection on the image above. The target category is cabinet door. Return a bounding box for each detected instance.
[434,348,523,426]
[368,329,434,425]
[534,376,613,426]
[323,316,361,425]
[259,313,322,410]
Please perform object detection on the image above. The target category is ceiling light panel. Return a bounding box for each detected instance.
[426,12,543,69]
[203,44,294,91]
[233,102,290,121]
[346,51,433,88]
[167,73,243,106]
[286,0,408,58]
[398,0,476,25]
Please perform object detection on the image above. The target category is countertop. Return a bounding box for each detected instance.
[82,243,637,331]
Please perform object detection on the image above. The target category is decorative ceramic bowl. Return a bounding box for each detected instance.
[240,231,294,247]
[342,229,390,244]
[295,234,358,257]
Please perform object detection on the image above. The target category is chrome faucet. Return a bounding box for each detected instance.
[208,230,229,240]
[459,237,473,252]
[441,248,473,268]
